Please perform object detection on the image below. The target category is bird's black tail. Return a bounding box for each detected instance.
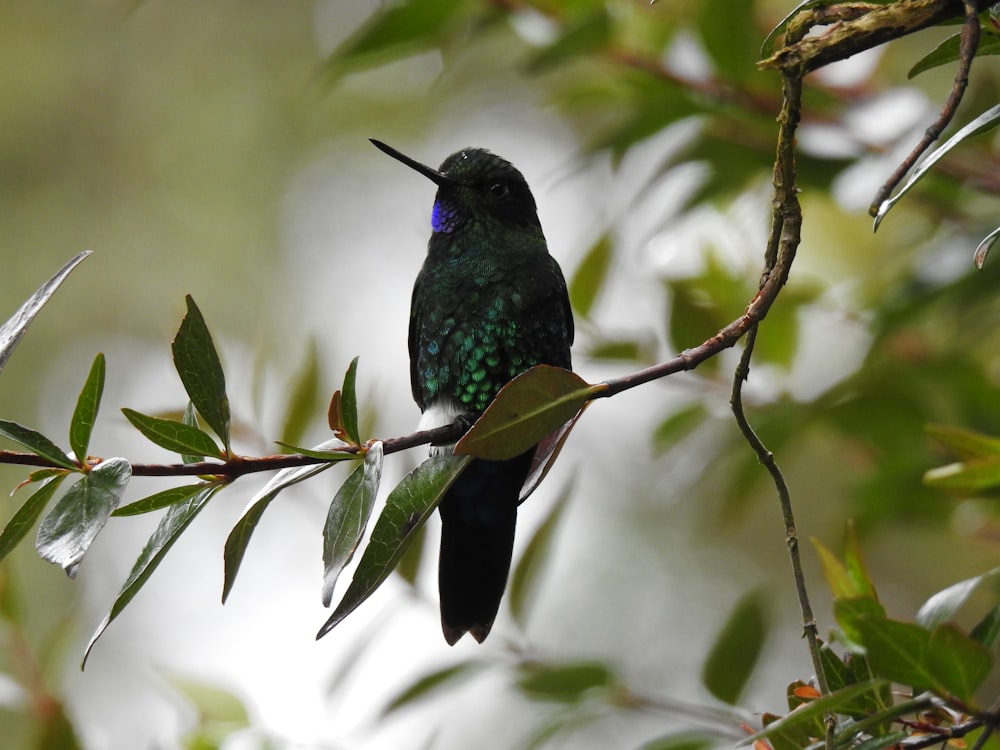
[437,451,533,645]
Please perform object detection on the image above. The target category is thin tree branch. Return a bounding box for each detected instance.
[760,0,987,76]
[728,56,836,748]
[0,422,465,479]
[869,0,982,214]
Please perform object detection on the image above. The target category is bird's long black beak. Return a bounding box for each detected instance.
[370,139,453,186]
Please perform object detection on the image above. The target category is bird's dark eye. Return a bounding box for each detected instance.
[488,182,509,197]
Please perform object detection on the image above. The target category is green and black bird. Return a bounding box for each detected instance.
[371,139,574,645]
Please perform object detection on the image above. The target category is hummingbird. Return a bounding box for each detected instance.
[371,139,574,645]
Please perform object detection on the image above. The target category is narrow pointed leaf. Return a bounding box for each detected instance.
[36,457,131,578]
[83,482,222,668]
[917,568,1000,629]
[0,475,67,563]
[121,408,223,459]
[280,339,322,448]
[0,250,91,374]
[455,366,593,461]
[738,681,887,747]
[20,468,66,486]
[273,440,358,461]
[322,442,384,606]
[516,661,615,703]
[69,353,105,461]
[909,32,1000,79]
[340,357,361,446]
[171,296,231,451]
[509,482,572,627]
[0,420,77,470]
[328,390,344,433]
[926,424,1000,460]
[317,454,470,638]
[974,224,1000,269]
[113,483,214,516]
[383,662,481,715]
[971,604,1000,647]
[221,453,336,603]
[842,522,878,600]
[812,536,857,600]
[874,103,1000,230]
[924,456,1000,490]
[702,590,769,704]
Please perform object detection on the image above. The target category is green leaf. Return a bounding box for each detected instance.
[816,647,895,725]
[738,681,888,747]
[924,456,1000,491]
[382,662,481,715]
[926,623,992,704]
[69,353,105,461]
[393,516,427,587]
[317,453,471,639]
[916,567,1000,629]
[926,424,1000,460]
[113,483,214,516]
[874,103,1000,230]
[279,339,322,448]
[971,604,1000,647]
[653,402,708,454]
[840,600,932,684]
[0,475,67,563]
[455,366,594,461]
[83,482,222,668]
[508,482,572,628]
[166,675,251,727]
[812,524,878,601]
[171,295,231,451]
[516,661,615,703]
[323,0,464,80]
[842,522,878,600]
[121,408,223,459]
[569,233,612,319]
[35,457,131,578]
[909,30,1000,78]
[340,356,361,446]
[0,250,91,374]
[0,420,77,470]
[833,596,887,648]
[322,442,384,606]
[273,440,358,461]
[701,590,769,704]
[221,458,336,604]
[526,9,611,74]
[180,401,203,464]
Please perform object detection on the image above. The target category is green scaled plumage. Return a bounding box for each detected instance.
[372,139,573,645]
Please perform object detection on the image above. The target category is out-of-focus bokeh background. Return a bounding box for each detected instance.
[2,1,1000,748]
